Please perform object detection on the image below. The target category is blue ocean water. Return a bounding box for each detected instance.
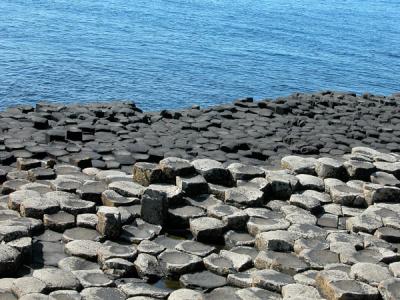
[0,0,399,111]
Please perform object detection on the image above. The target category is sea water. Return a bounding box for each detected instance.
[0,0,399,110]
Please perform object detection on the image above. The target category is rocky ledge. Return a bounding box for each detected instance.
[0,92,399,300]
[0,91,399,169]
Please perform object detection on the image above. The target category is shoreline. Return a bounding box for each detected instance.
[0,90,399,170]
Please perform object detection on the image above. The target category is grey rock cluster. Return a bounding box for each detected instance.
[0,91,399,171]
[0,95,400,299]
[0,144,399,299]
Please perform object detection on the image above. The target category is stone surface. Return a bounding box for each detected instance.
[108,181,145,198]
[1,99,400,299]
[178,174,209,196]
[378,278,400,300]
[255,230,298,252]
[255,251,308,275]
[43,211,75,232]
[281,283,321,299]
[32,268,80,291]
[350,262,392,287]
[64,240,103,260]
[159,249,203,277]
[96,206,121,239]
[133,162,163,186]
[180,270,227,290]
[80,287,127,300]
[159,157,194,180]
[134,253,162,281]
[251,269,295,292]
[0,245,21,275]
[189,217,226,243]
[168,288,203,300]
[140,188,169,226]
[11,277,47,297]
[192,158,234,186]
